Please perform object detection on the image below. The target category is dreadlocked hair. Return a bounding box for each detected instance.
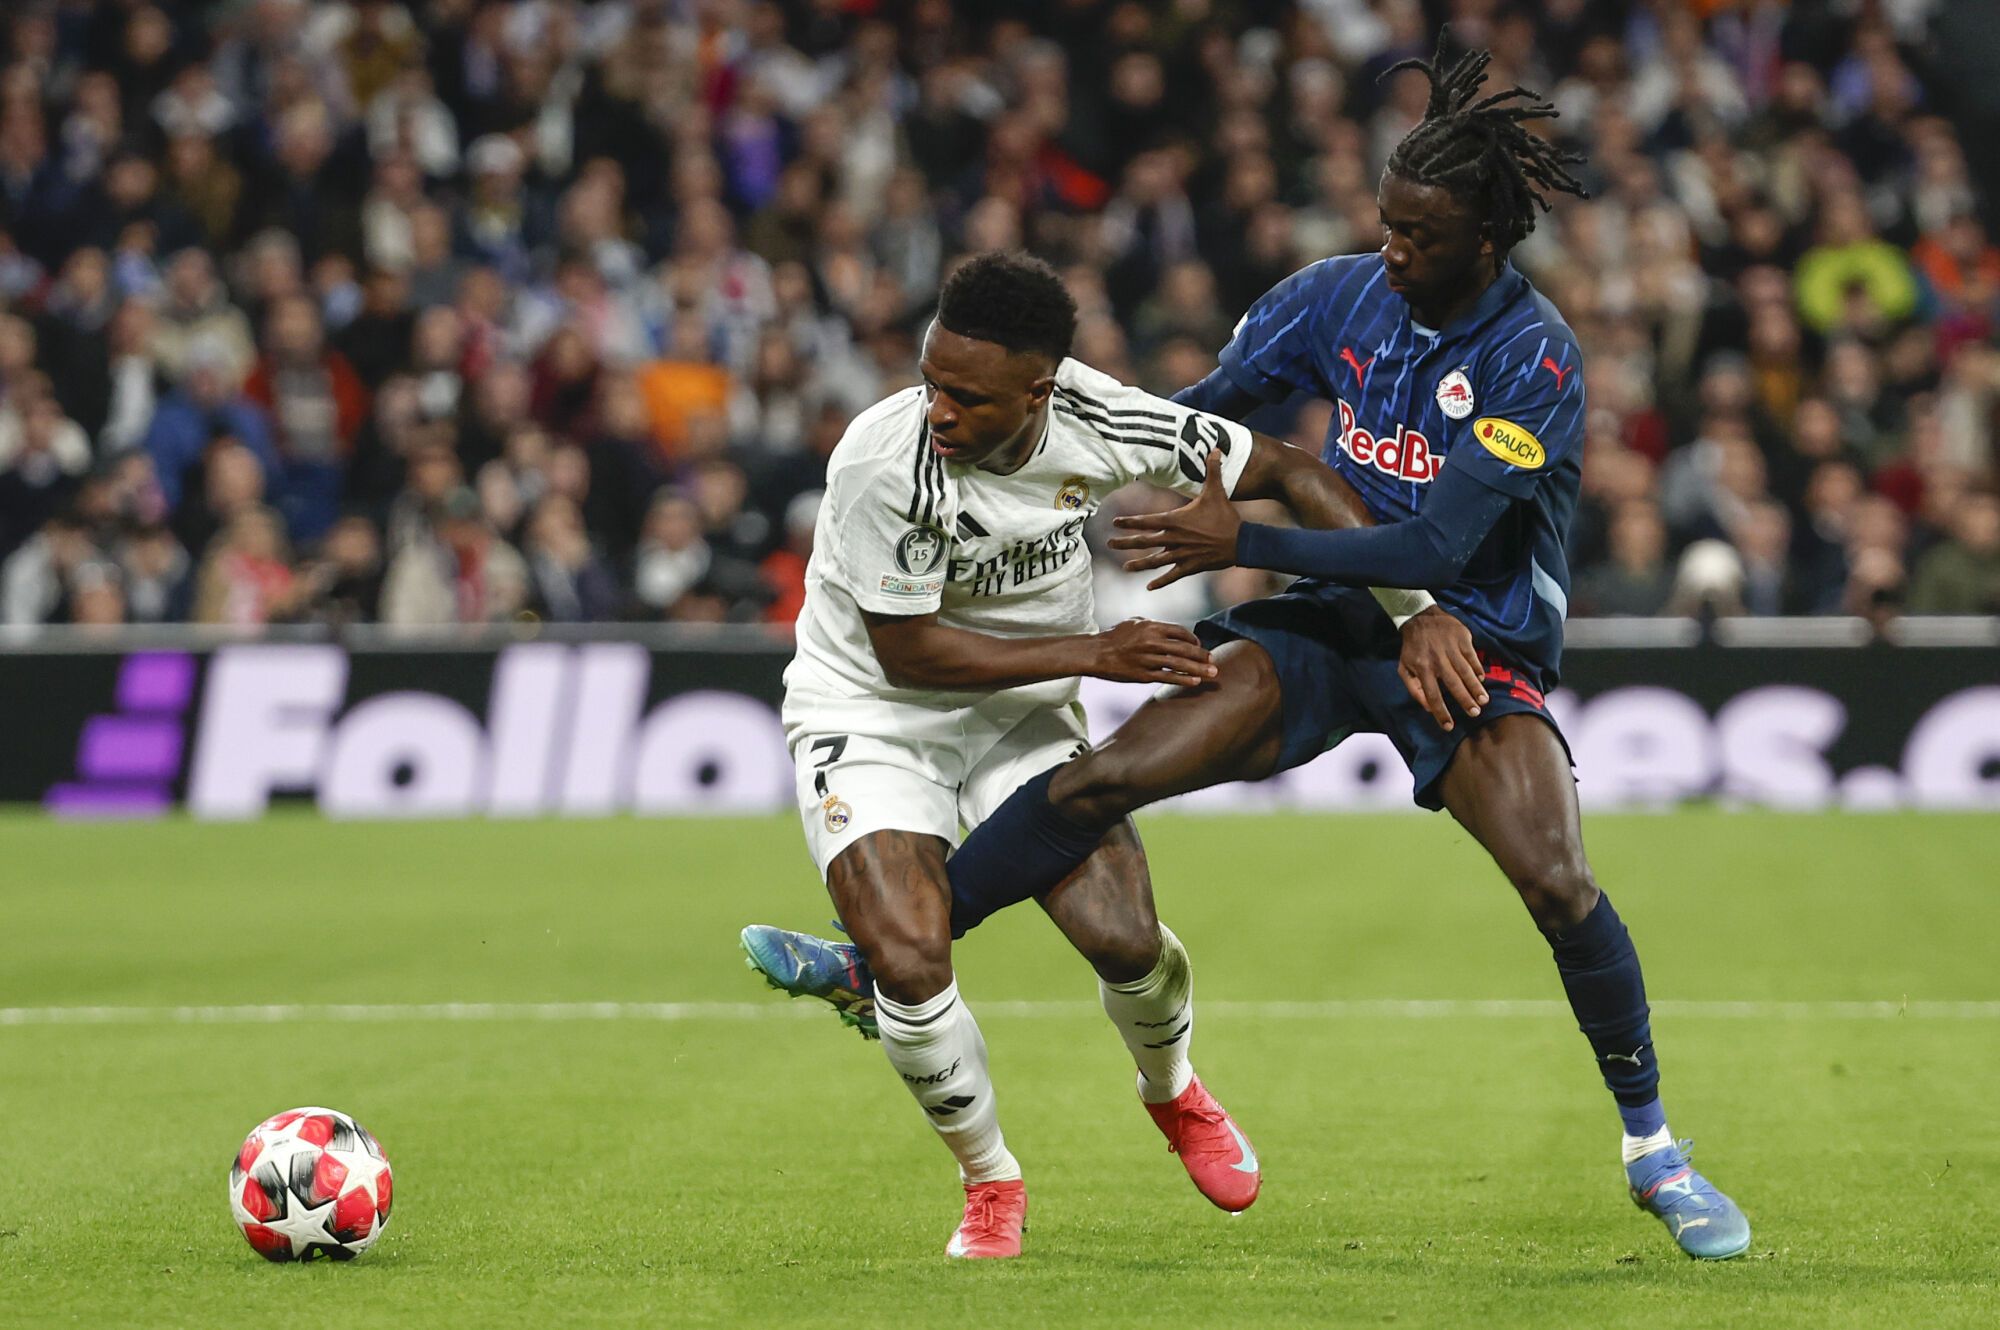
[1381,32,1589,252]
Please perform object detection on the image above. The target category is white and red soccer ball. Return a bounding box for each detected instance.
[229,1107,393,1262]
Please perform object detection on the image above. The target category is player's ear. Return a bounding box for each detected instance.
[1026,373,1056,408]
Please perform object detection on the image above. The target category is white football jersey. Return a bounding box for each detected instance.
[785,358,1254,712]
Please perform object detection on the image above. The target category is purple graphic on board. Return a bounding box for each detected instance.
[44,652,197,817]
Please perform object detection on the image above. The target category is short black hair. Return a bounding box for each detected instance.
[1382,31,1589,252]
[935,251,1077,363]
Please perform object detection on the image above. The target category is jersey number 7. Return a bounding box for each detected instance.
[809,735,850,799]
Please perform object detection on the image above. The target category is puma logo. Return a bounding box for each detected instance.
[1541,355,1573,389]
[1602,1045,1646,1067]
[1340,346,1376,390]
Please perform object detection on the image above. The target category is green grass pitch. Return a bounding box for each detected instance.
[2,810,1996,1328]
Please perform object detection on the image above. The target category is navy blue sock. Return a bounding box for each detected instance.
[1547,891,1666,1137]
[946,767,1107,938]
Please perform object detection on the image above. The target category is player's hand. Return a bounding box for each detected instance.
[1108,450,1241,589]
[1396,606,1487,731]
[1089,617,1218,687]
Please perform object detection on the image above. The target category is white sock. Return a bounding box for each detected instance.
[876,979,1020,1184]
[1621,1124,1675,1166]
[1099,923,1196,1104]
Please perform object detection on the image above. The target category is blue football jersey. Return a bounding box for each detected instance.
[1216,254,1585,680]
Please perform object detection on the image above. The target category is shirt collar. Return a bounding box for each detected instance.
[1435,260,1527,342]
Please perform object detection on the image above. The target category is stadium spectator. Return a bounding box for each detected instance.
[758,488,818,627]
[380,485,527,627]
[636,317,731,463]
[1794,192,1919,337]
[630,489,710,620]
[162,131,245,254]
[521,493,618,623]
[191,505,300,627]
[0,389,86,565]
[170,438,268,567]
[118,521,191,624]
[96,298,169,455]
[1577,500,1674,619]
[291,512,385,626]
[142,341,282,511]
[1908,490,2000,614]
[152,249,258,391]
[1,509,93,625]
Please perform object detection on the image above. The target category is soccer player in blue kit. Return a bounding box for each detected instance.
[750,37,1751,1259]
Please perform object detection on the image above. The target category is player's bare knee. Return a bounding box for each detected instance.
[1510,862,1598,933]
[865,931,954,1005]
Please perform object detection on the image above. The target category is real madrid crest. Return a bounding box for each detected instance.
[822,795,852,833]
[1056,477,1091,511]
[1435,368,1476,419]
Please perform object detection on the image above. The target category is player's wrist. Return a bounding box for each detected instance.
[1234,521,1276,569]
[1079,629,1121,679]
[1378,589,1439,630]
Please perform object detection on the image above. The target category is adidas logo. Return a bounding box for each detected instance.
[924,1094,977,1118]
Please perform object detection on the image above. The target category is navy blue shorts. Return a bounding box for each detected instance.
[1197,581,1570,811]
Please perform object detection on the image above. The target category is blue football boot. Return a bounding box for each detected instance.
[1627,1139,1752,1259]
[740,925,877,1039]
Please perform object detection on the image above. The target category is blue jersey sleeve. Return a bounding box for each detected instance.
[1171,367,1265,421]
[1443,336,1585,499]
[1234,465,1516,590]
[1215,261,1334,403]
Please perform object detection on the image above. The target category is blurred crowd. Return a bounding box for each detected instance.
[0,0,1995,636]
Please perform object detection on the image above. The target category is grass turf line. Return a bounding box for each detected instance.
[0,811,1994,1328]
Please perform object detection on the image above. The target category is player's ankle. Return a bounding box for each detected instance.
[961,1151,1022,1185]
[1621,1124,1675,1165]
[1616,1094,1667,1140]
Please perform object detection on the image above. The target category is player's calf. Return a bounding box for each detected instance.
[1038,822,1163,985]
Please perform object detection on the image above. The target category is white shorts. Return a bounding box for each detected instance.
[783,692,1091,879]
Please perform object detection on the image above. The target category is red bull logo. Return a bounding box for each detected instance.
[1434,368,1476,419]
[1334,397,1439,482]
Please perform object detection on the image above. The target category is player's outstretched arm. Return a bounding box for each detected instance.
[1114,432,1387,583]
[1110,447,1490,726]
[863,610,1219,691]
[1112,450,1510,593]
[1225,431,1373,529]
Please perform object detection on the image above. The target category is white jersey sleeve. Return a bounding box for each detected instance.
[822,405,953,618]
[1052,360,1436,628]
[1050,360,1254,498]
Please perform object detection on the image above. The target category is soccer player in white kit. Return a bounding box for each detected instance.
[774,253,1449,1258]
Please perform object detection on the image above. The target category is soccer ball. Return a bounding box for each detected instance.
[228,1107,394,1262]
